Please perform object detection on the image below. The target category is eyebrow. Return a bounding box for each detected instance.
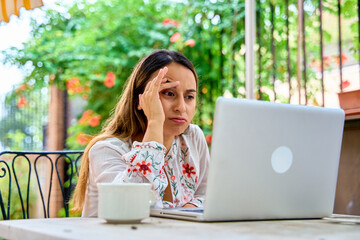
[186,89,197,93]
[166,86,197,93]
[164,79,197,93]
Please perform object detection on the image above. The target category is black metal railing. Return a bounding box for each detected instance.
[0,150,83,220]
[255,0,359,106]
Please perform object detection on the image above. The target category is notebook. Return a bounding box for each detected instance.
[150,97,345,221]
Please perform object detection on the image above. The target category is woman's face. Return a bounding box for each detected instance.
[153,62,197,138]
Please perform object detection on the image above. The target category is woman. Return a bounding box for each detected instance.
[72,50,210,217]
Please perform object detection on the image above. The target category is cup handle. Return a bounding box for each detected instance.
[149,190,156,207]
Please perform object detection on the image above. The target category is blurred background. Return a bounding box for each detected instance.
[0,0,359,219]
[0,0,358,152]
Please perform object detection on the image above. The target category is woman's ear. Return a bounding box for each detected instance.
[137,94,142,110]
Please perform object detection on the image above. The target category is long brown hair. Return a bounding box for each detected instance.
[72,50,198,212]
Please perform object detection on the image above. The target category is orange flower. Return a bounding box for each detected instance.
[163,18,179,27]
[78,110,102,127]
[66,78,83,94]
[76,132,92,146]
[89,115,101,127]
[78,110,94,124]
[342,80,350,89]
[17,96,28,109]
[104,71,116,88]
[184,39,195,47]
[334,54,348,66]
[15,84,27,94]
[18,84,27,91]
[170,32,181,43]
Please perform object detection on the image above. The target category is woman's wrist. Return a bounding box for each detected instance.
[142,120,163,144]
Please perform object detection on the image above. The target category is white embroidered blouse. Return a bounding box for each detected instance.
[82,124,210,217]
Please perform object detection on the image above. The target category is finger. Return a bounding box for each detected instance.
[161,66,168,77]
[144,76,157,93]
[154,67,168,93]
[146,67,168,94]
[144,78,153,90]
[159,81,179,91]
[147,69,162,92]
[155,67,168,85]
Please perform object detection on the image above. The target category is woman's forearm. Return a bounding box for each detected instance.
[142,120,164,144]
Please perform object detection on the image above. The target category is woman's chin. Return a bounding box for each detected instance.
[164,124,189,137]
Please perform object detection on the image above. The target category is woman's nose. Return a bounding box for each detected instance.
[174,97,186,113]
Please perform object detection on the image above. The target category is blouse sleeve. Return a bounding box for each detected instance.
[187,125,210,207]
[89,139,167,208]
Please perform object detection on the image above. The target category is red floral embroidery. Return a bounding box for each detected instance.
[170,175,176,181]
[182,163,196,178]
[136,160,152,175]
[160,173,166,179]
[129,154,137,163]
[182,195,189,203]
[164,161,168,167]
[174,198,180,205]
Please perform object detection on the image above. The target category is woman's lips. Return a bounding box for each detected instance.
[169,117,187,124]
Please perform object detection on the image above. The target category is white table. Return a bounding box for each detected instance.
[0,216,359,240]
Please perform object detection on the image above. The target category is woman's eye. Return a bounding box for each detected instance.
[186,95,195,100]
[163,91,175,97]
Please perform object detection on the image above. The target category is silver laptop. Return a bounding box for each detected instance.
[150,97,345,221]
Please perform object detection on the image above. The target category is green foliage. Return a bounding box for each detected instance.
[57,201,81,218]
[0,85,48,151]
[1,0,358,149]
[0,155,36,220]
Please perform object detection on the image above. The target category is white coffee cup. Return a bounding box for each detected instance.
[97,182,154,223]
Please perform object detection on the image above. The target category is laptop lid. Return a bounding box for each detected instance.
[203,97,345,221]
